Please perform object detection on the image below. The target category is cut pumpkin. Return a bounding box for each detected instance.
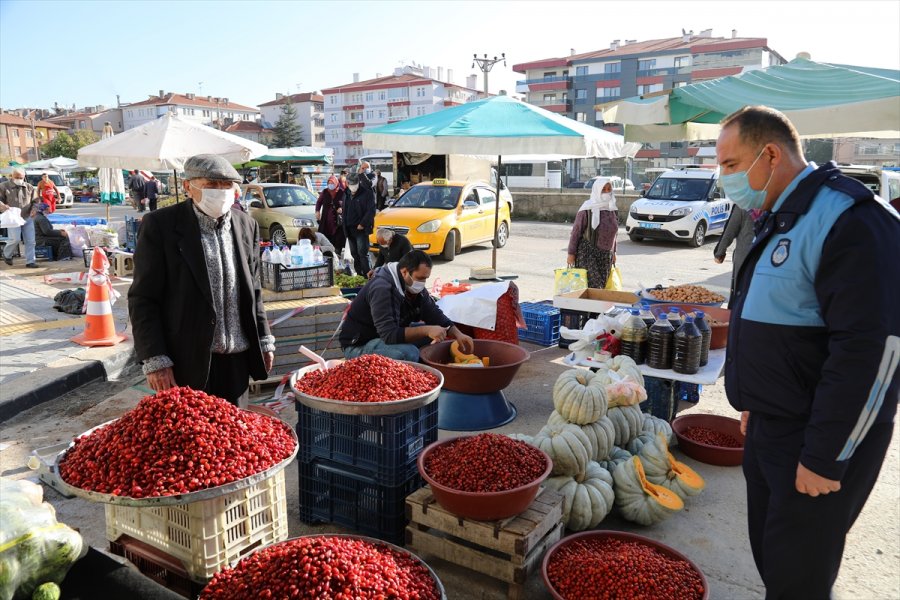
[613,455,684,526]
[639,433,705,499]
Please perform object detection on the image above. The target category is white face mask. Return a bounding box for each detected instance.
[12,178,25,187]
[601,192,615,205]
[197,187,232,218]
[408,280,426,293]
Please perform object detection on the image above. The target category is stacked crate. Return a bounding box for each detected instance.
[263,296,349,378]
[296,401,439,545]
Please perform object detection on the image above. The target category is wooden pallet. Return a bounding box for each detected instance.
[405,486,564,600]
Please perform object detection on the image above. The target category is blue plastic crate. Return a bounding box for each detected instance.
[517,301,561,346]
[298,459,422,546]
[295,400,438,486]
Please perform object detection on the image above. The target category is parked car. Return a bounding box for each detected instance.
[583,175,636,192]
[625,166,732,247]
[240,183,317,246]
[24,169,74,208]
[373,179,512,261]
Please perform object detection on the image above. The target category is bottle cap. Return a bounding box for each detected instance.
[695,310,705,318]
[669,307,680,314]
[684,316,694,323]
[641,302,650,309]
[629,308,640,315]
[659,313,669,320]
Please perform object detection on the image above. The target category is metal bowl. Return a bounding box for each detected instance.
[203,534,446,599]
[52,410,299,507]
[542,530,709,599]
[290,359,443,415]
[418,340,530,394]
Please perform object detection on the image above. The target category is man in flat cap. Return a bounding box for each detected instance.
[129,154,275,406]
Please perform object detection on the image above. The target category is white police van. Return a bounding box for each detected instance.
[626,165,732,247]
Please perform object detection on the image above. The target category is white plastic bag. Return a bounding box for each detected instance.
[0,207,25,228]
[67,226,90,254]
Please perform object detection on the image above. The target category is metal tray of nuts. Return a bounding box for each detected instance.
[51,409,299,507]
[289,359,444,416]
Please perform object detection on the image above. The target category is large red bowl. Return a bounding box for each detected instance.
[419,339,530,394]
[542,530,709,600]
[417,436,552,521]
[672,413,745,466]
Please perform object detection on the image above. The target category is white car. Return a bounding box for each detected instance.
[626,166,732,247]
[584,175,635,192]
[24,169,74,209]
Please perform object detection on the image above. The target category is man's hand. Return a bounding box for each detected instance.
[795,463,841,497]
[714,256,725,264]
[566,254,576,267]
[315,211,321,221]
[61,229,68,237]
[424,325,449,344]
[147,367,177,392]
[357,224,364,230]
[264,351,274,373]
[453,332,475,354]
[367,270,374,279]
[740,411,749,435]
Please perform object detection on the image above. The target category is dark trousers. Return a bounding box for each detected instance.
[148,197,158,211]
[743,415,893,599]
[37,236,73,260]
[346,228,370,276]
[204,351,250,408]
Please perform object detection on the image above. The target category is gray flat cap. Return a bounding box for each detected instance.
[183,154,241,182]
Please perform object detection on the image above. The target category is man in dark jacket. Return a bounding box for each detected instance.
[717,105,899,599]
[128,170,146,212]
[343,161,377,276]
[33,202,73,260]
[367,227,412,278]
[340,250,473,362]
[128,154,275,407]
[143,175,160,211]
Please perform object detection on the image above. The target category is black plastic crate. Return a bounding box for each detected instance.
[517,301,561,346]
[295,400,438,486]
[261,260,334,292]
[558,308,599,349]
[124,215,141,251]
[298,459,423,546]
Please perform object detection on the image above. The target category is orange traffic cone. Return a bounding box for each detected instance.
[72,247,127,347]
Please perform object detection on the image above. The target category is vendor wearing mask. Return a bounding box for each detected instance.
[340,250,474,362]
[0,168,38,267]
[128,154,275,407]
[367,227,413,278]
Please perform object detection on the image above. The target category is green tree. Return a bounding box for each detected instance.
[40,130,99,159]
[271,102,303,148]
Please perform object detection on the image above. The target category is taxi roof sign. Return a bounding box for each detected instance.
[432,178,448,186]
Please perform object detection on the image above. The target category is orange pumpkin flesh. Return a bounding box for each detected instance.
[634,457,684,511]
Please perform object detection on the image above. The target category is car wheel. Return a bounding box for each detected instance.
[492,221,509,248]
[629,232,643,242]
[690,222,707,247]
[270,224,288,247]
[441,230,457,261]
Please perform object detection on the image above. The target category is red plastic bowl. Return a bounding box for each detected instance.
[417,436,552,521]
[672,413,745,467]
[418,339,530,394]
[542,530,709,600]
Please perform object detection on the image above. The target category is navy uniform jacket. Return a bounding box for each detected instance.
[726,162,900,481]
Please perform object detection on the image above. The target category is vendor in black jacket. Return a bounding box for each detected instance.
[33,202,73,260]
[340,250,474,362]
[343,162,377,276]
[367,227,413,278]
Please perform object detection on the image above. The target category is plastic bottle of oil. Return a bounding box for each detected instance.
[693,310,712,367]
[672,316,702,374]
[646,313,674,370]
[619,308,648,364]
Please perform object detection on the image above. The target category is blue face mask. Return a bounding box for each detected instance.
[327,183,336,191]
[720,147,775,210]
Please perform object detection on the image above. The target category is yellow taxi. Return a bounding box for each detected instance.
[371,179,512,261]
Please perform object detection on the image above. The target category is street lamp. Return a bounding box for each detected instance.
[472,53,506,97]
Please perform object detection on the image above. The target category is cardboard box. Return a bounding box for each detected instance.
[553,289,638,313]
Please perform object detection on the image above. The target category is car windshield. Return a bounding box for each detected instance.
[393,185,462,209]
[645,177,710,201]
[27,174,65,186]
[263,186,317,208]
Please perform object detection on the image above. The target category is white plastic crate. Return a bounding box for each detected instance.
[105,469,288,580]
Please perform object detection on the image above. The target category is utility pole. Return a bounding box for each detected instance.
[30,118,41,160]
[472,53,506,98]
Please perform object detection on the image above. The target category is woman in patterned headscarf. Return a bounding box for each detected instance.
[315,175,345,251]
[566,177,618,288]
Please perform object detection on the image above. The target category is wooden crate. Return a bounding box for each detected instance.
[405,487,564,600]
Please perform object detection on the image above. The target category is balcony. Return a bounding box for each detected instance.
[515,75,571,86]
[530,99,573,108]
[636,67,678,77]
[574,72,622,82]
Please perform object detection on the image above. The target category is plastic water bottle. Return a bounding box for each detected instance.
[290,244,304,267]
[280,246,291,268]
[312,246,324,265]
[269,246,282,265]
[646,313,674,370]
[672,316,702,375]
[262,247,272,263]
[639,302,655,327]
[300,240,314,266]
[619,308,648,364]
[694,310,712,367]
[667,307,683,330]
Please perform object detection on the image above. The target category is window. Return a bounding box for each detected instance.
[576,89,587,100]
[352,93,362,103]
[476,188,496,206]
[576,66,588,76]
[499,163,534,177]
[604,62,621,74]
[543,71,557,79]
[597,87,621,98]
[576,112,586,122]
[638,59,657,71]
[674,56,690,68]
[365,92,374,101]
[26,129,32,138]
[202,110,210,117]
[378,91,386,101]
[543,93,557,102]
[388,87,408,99]
[350,111,363,122]
[675,81,688,88]
[330,113,337,123]
[365,110,374,119]
[416,106,426,116]
[378,110,386,119]
[330,95,338,105]
[638,83,663,95]
[416,87,426,97]
[13,128,20,138]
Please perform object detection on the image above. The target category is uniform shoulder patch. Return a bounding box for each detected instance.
[771,239,791,267]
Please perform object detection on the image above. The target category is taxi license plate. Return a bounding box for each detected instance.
[640,222,663,229]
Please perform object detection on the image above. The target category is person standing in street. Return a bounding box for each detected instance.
[712,205,764,307]
[0,168,38,268]
[315,175,345,252]
[367,227,412,278]
[375,169,389,211]
[32,202,73,260]
[129,154,276,407]
[717,105,899,599]
[128,170,146,212]
[143,175,160,212]
[343,161,377,276]
[37,173,58,213]
[566,177,618,288]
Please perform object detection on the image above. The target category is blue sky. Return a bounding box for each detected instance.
[1,0,898,111]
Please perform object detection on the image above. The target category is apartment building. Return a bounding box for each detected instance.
[833,138,900,167]
[322,66,481,166]
[224,120,274,145]
[257,92,325,147]
[45,106,125,135]
[0,113,67,163]
[122,91,259,131]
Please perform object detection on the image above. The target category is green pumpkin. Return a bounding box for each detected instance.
[545,462,614,531]
[552,369,608,424]
[613,456,684,526]
[639,433,706,500]
[626,432,657,455]
[640,413,675,446]
[596,445,632,472]
[548,411,616,462]
[533,422,592,477]
[607,404,644,446]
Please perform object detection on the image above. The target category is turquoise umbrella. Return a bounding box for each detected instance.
[363,95,639,270]
[601,57,900,142]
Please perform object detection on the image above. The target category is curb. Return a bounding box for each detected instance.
[0,343,137,423]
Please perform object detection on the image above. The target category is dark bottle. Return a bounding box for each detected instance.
[672,316,702,374]
[639,302,656,328]
[694,310,712,367]
[620,308,648,364]
[667,307,683,330]
[646,313,675,370]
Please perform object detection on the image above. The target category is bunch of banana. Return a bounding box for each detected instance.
[449,340,490,367]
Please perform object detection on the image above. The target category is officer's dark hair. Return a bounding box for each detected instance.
[398,250,432,273]
[721,106,803,158]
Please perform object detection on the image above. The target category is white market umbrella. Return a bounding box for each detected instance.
[22,156,80,171]
[97,123,126,222]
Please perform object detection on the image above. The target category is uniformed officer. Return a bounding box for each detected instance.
[717,105,900,599]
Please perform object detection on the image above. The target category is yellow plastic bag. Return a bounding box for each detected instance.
[605,265,623,291]
[554,268,588,295]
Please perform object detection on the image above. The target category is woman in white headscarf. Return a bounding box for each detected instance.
[566,177,618,288]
